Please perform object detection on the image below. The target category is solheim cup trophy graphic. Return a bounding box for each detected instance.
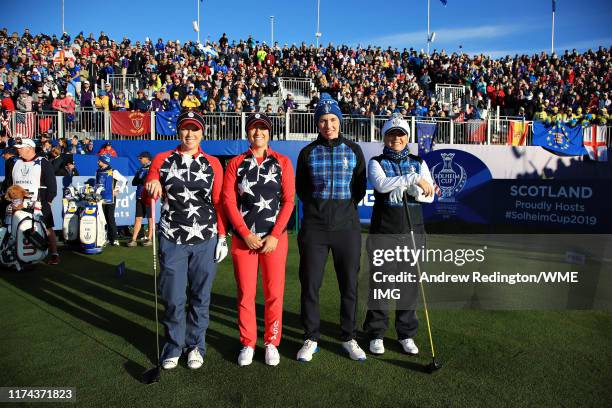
[432,153,467,202]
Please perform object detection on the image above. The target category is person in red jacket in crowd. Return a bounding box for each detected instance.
[222,112,295,367]
[143,110,228,371]
[97,141,118,157]
[1,90,15,112]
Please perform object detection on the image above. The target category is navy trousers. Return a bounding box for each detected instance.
[158,235,218,360]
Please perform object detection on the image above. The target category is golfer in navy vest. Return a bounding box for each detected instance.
[95,154,127,247]
[364,113,434,356]
[144,110,228,371]
[295,93,368,362]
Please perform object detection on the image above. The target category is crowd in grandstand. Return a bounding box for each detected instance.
[0,27,609,131]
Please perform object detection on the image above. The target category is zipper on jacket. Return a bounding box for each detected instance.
[329,144,334,226]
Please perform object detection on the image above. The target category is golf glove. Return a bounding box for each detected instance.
[407,185,435,203]
[389,186,408,204]
[215,236,228,263]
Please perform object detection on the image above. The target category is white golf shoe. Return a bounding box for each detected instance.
[161,356,179,370]
[238,346,255,367]
[399,338,419,355]
[369,339,385,355]
[296,340,319,362]
[265,344,280,366]
[187,348,203,369]
[342,339,367,361]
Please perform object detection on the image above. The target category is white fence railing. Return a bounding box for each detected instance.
[279,78,314,108]
[435,84,468,106]
[8,111,612,148]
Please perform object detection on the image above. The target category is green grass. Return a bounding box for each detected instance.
[0,234,611,407]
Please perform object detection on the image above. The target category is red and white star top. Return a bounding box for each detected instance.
[144,146,226,245]
[223,148,295,239]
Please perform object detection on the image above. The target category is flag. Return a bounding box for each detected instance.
[552,0,556,12]
[417,122,436,156]
[533,122,587,156]
[583,125,608,162]
[155,111,179,136]
[115,262,126,278]
[507,120,528,146]
[14,112,36,138]
[38,116,53,134]
[52,49,76,65]
[440,0,448,5]
[467,120,487,143]
[110,111,151,136]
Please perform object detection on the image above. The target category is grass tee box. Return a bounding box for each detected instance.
[1,234,611,407]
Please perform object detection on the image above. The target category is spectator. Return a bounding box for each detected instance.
[83,139,96,155]
[150,92,166,112]
[132,89,150,112]
[127,151,153,247]
[16,89,33,112]
[56,156,79,176]
[1,90,15,111]
[182,92,201,109]
[80,81,94,108]
[68,135,84,154]
[283,93,296,111]
[97,141,118,157]
[167,92,182,112]
[102,83,114,104]
[113,91,130,111]
[94,90,110,111]
[48,147,65,174]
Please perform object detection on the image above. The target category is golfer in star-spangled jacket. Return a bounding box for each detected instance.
[143,110,228,371]
[223,113,295,367]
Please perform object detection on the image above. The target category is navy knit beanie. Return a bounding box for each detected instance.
[314,93,342,123]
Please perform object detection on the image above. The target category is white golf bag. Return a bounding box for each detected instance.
[0,198,48,271]
[62,184,107,254]
[62,186,80,242]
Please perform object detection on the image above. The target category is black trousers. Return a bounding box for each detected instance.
[298,227,361,342]
[364,205,426,340]
[102,202,118,242]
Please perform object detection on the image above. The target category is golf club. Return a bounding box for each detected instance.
[143,198,161,384]
[402,192,442,374]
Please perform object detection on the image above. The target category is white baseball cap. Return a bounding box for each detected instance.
[14,138,36,149]
[381,114,410,137]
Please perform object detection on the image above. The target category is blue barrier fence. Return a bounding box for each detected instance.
[1,141,611,232]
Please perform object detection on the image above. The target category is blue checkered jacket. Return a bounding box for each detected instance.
[296,134,366,230]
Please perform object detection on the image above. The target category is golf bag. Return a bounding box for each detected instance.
[79,185,107,254]
[0,199,48,272]
[62,186,80,242]
[61,184,107,254]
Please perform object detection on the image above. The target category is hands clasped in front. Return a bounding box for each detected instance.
[244,233,278,254]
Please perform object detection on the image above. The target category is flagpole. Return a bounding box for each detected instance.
[551,8,555,54]
[427,0,431,55]
[62,0,65,34]
[197,0,200,44]
[315,0,321,48]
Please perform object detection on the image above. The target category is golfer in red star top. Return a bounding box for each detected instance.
[143,110,228,371]
[223,113,295,367]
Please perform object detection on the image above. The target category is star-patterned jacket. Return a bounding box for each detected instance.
[223,148,295,239]
[143,146,226,245]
